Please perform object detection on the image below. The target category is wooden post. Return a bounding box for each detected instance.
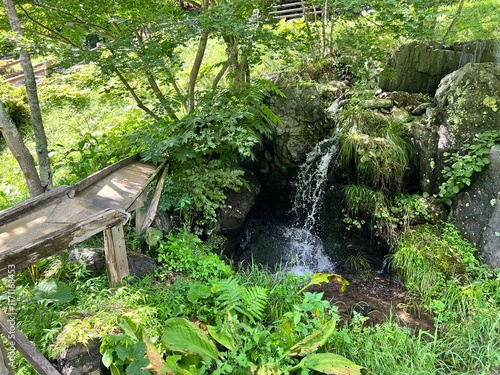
[103,224,129,288]
[0,310,60,375]
[133,190,147,230]
[0,338,14,375]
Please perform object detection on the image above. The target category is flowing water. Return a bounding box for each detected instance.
[240,136,338,275]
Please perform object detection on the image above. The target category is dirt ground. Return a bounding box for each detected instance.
[307,271,435,332]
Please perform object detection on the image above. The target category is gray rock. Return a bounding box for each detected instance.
[55,339,104,375]
[451,145,500,269]
[411,102,435,116]
[359,98,393,109]
[379,40,500,95]
[69,248,156,277]
[416,62,500,193]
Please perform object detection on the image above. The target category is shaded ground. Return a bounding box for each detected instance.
[308,271,435,332]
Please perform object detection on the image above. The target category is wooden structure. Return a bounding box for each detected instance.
[0,156,160,373]
[0,59,51,85]
[0,156,158,284]
[270,1,323,20]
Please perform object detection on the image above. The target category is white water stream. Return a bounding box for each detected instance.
[239,136,338,275]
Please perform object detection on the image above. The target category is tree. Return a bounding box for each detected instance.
[6,0,277,119]
[2,0,52,191]
[0,101,43,196]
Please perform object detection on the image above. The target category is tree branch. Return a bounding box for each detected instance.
[111,66,161,122]
[441,0,466,42]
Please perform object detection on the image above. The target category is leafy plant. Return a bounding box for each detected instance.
[438,130,500,205]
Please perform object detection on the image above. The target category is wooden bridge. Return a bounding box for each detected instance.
[0,156,164,374]
[0,59,51,86]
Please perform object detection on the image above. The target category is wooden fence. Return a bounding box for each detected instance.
[0,59,51,85]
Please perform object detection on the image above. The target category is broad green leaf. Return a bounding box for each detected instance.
[162,318,218,360]
[187,283,212,303]
[207,325,236,350]
[285,318,337,357]
[117,317,141,341]
[33,279,73,305]
[291,353,365,375]
[102,349,114,368]
[298,273,349,294]
[110,364,121,375]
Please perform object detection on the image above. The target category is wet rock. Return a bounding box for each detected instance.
[451,145,500,269]
[68,248,156,277]
[379,40,500,95]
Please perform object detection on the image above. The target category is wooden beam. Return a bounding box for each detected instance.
[0,209,128,278]
[138,164,169,236]
[0,310,61,375]
[103,224,129,287]
[133,190,148,229]
[0,185,71,227]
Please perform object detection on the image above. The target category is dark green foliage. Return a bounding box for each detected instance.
[438,130,500,205]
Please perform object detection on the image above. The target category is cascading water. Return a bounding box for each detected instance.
[239,135,339,275]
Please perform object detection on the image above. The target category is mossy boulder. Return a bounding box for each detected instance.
[416,62,500,193]
[267,81,346,169]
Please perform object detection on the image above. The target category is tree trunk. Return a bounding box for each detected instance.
[2,0,52,191]
[187,29,209,113]
[0,102,44,197]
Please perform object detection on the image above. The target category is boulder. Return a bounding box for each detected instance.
[415,62,500,193]
[379,40,500,95]
[55,339,104,375]
[268,81,346,169]
[451,145,500,269]
[68,248,157,277]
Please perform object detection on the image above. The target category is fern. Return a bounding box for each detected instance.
[212,278,268,323]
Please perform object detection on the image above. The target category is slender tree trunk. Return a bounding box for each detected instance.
[187,29,209,113]
[0,102,44,197]
[442,0,467,42]
[3,0,52,191]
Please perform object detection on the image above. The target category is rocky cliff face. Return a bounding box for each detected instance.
[379,40,500,95]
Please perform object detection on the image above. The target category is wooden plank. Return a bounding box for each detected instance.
[69,155,139,196]
[0,60,21,71]
[0,185,71,227]
[104,224,129,287]
[138,164,169,236]
[0,209,128,278]
[124,160,166,212]
[133,190,148,229]
[0,310,61,375]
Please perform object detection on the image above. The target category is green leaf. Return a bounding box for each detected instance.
[162,318,218,360]
[291,353,365,374]
[187,283,212,303]
[33,279,73,305]
[207,325,236,350]
[102,349,114,368]
[298,273,349,294]
[285,318,337,357]
[482,157,491,165]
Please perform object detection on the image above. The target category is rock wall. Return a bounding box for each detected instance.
[379,40,500,95]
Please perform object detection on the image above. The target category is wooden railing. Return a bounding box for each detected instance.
[270,1,323,20]
[0,59,51,85]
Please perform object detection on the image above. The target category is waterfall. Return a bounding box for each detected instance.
[291,136,338,231]
[238,135,339,275]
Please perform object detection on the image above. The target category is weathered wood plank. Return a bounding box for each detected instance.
[124,160,166,212]
[104,224,129,287]
[0,185,71,227]
[0,310,61,375]
[138,164,169,236]
[69,155,139,196]
[0,209,128,278]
